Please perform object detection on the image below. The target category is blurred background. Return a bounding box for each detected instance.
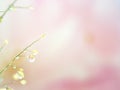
[0,0,120,90]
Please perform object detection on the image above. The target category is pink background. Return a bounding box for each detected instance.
[0,0,120,90]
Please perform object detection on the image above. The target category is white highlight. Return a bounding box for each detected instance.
[49,16,77,53]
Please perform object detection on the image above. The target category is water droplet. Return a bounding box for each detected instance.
[13,71,24,80]
[27,54,36,63]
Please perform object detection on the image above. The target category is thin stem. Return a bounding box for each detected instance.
[0,40,8,53]
[13,6,32,9]
[0,0,18,19]
[0,34,45,74]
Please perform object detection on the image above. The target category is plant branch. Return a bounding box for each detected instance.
[0,34,46,74]
[0,0,18,20]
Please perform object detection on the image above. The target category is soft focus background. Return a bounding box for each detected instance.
[0,0,120,90]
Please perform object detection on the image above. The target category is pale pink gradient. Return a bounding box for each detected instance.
[0,0,120,90]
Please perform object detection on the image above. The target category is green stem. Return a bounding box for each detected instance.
[0,0,18,20]
[0,36,44,74]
